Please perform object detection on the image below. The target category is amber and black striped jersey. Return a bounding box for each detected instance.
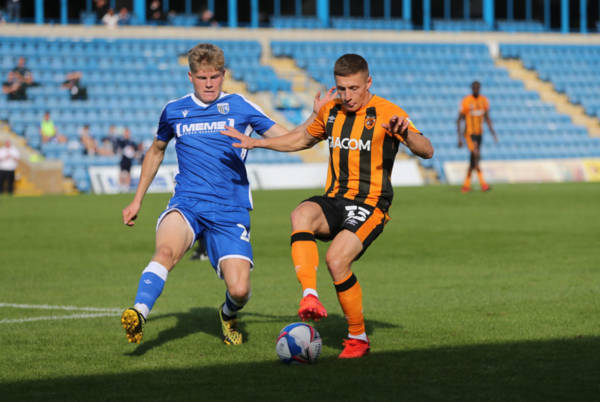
[460,94,489,136]
[307,95,421,212]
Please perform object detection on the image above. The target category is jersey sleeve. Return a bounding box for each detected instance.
[155,106,174,142]
[306,103,328,140]
[385,105,421,142]
[239,97,276,135]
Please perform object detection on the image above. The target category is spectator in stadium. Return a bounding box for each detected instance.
[5,0,21,23]
[61,71,87,100]
[2,56,34,100]
[221,53,433,358]
[0,139,20,194]
[101,7,119,29]
[94,0,109,23]
[12,56,33,84]
[97,137,114,156]
[198,8,218,27]
[456,81,498,192]
[118,7,131,25]
[39,111,66,144]
[148,0,165,24]
[79,124,97,155]
[98,124,118,156]
[115,127,139,192]
[120,43,332,346]
[2,70,26,100]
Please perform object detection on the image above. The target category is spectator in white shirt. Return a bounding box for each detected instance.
[102,8,119,29]
[0,139,20,194]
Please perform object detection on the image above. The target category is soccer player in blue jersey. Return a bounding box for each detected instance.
[120,43,333,345]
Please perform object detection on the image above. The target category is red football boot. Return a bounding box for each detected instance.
[338,338,370,359]
[298,294,327,322]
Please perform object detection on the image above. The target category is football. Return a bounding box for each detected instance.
[275,322,322,364]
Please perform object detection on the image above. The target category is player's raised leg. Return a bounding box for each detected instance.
[122,211,194,343]
[219,258,252,345]
[326,230,370,358]
[290,201,330,321]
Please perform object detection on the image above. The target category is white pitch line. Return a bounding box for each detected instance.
[0,303,122,313]
[0,312,120,324]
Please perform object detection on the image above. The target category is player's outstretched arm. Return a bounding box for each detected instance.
[221,125,320,152]
[122,139,167,226]
[383,115,434,159]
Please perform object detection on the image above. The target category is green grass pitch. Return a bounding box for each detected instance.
[1,182,599,401]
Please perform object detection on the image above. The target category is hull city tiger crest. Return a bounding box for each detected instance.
[217,103,230,114]
[364,116,376,130]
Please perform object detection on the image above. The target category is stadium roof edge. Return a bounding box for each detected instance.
[1,24,599,45]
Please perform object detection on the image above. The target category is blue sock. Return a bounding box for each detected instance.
[222,289,250,318]
[133,261,168,319]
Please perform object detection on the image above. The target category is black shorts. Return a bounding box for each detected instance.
[303,195,389,259]
[470,134,482,148]
[120,158,132,173]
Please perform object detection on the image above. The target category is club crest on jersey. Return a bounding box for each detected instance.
[364,116,376,130]
[217,103,230,114]
[182,109,189,118]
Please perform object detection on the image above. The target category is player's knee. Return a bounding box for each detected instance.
[290,205,313,230]
[154,245,177,267]
[227,283,250,302]
[325,251,350,277]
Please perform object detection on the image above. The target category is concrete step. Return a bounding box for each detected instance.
[495,58,600,137]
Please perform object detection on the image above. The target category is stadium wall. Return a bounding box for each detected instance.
[88,160,424,194]
[444,159,600,184]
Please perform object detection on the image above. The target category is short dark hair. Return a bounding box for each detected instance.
[334,54,369,77]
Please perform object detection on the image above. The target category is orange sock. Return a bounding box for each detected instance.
[463,173,471,188]
[290,231,318,293]
[334,273,365,336]
[477,170,488,187]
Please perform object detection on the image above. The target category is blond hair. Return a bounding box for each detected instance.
[187,43,225,72]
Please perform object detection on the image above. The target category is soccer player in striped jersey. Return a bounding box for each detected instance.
[457,81,498,192]
[120,43,330,345]
[221,54,433,358]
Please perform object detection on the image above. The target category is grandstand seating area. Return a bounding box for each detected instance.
[330,17,412,31]
[433,19,492,31]
[2,35,599,191]
[497,20,546,33]
[0,37,297,192]
[500,44,600,118]
[272,41,600,180]
[271,17,547,32]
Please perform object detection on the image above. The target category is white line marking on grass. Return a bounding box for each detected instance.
[0,312,120,324]
[0,303,123,325]
[0,303,122,313]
